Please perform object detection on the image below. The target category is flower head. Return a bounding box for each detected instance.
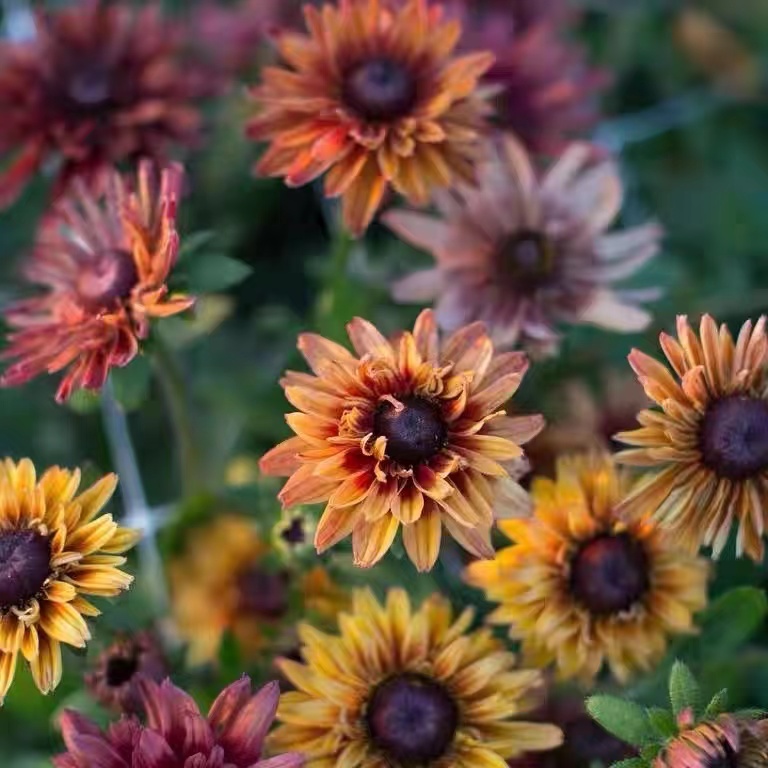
[85,630,167,715]
[465,453,709,683]
[271,588,562,767]
[385,134,661,354]
[260,309,542,571]
[54,677,305,768]
[0,0,216,206]
[1,160,194,402]
[168,515,346,666]
[0,458,139,702]
[246,0,495,235]
[617,314,768,562]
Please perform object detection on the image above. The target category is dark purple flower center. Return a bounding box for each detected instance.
[105,653,139,687]
[0,530,51,609]
[374,396,448,467]
[342,57,418,122]
[700,396,768,480]
[570,534,649,615]
[366,674,459,765]
[498,229,555,291]
[703,744,739,768]
[67,63,114,110]
[237,567,290,619]
[280,517,306,546]
[77,250,139,310]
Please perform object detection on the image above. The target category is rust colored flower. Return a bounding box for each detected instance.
[54,677,305,768]
[0,459,139,702]
[85,630,167,715]
[465,453,709,683]
[0,0,217,207]
[270,588,563,767]
[1,160,194,402]
[168,515,347,666]
[654,713,768,768]
[246,0,495,236]
[384,134,661,355]
[445,0,606,154]
[617,314,768,562]
[260,309,542,571]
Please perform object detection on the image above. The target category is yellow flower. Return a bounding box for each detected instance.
[168,514,347,666]
[465,453,709,684]
[0,458,139,701]
[271,588,563,768]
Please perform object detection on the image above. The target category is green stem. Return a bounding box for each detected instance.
[152,336,204,498]
[316,220,355,340]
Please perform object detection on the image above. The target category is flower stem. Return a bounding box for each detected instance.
[151,336,204,499]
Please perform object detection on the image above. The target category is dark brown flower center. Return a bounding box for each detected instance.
[366,674,459,765]
[374,396,448,467]
[703,744,739,768]
[342,57,418,122]
[0,530,51,609]
[497,229,555,291]
[570,534,649,615]
[76,250,139,310]
[280,517,306,546]
[700,396,768,480]
[105,654,139,687]
[236,567,290,619]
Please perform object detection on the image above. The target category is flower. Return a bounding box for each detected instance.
[0,458,139,702]
[444,0,606,154]
[168,515,347,666]
[53,676,305,768]
[246,0,495,236]
[1,160,194,402]
[85,630,167,715]
[0,0,218,207]
[260,309,541,571]
[465,453,709,683]
[270,588,563,767]
[654,714,768,768]
[384,134,661,355]
[616,314,768,562]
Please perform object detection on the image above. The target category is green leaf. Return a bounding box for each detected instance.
[647,707,678,738]
[704,689,729,718]
[110,356,151,412]
[183,254,252,292]
[177,230,217,260]
[733,708,768,720]
[698,587,768,654]
[66,387,102,414]
[586,695,657,747]
[609,758,648,768]
[669,661,701,718]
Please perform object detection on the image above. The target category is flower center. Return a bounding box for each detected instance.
[0,530,51,609]
[366,674,459,765]
[497,230,556,291]
[699,396,768,480]
[63,60,115,112]
[280,517,306,546]
[703,744,739,768]
[76,250,139,310]
[342,57,418,122]
[236,567,290,619]
[105,654,139,687]
[569,534,649,615]
[373,396,448,467]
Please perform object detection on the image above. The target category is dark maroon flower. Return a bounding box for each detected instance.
[53,677,305,768]
[85,631,167,716]
[0,0,219,208]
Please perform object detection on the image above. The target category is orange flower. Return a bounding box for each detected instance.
[246,0,495,236]
[616,314,768,562]
[1,161,194,402]
[260,309,542,571]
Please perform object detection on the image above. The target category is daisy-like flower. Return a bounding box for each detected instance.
[445,0,606,154]
[465,453,709,683]
[1,160,194,403]
[384,134,661,354]
[54,676,305,768]
[168,515,347,666]
[259,309,542,571]
[85,630,167,715]
[271,588,563,767]
[616,314,768,562]
[246,0,495,236]
[0,0,216,207]
[0,458,139,702]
